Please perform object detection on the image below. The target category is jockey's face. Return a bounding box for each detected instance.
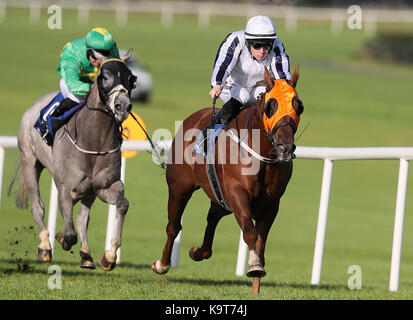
[89,56,101,67]
[250,45,270,61]
[88,49,111,67]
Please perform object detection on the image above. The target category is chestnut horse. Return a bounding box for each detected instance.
[152,67,304,287]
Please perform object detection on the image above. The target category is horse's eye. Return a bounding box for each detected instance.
[292,97,304,115]
[100,70,113,88]
[129,75,137,89]
[264,98,278,118]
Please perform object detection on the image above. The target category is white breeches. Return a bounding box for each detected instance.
[220,79,266,105]
[59,79,85,103]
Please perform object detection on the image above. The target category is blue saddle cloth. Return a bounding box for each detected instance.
[34,92,83,141]
[193,124,224,158]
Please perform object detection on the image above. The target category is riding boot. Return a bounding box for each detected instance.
[53,98,78,117]
[197,98,243,154]
[214,97,243,130]
[38,98,78,146]
[203,98,243,138]
[50,97,78,135]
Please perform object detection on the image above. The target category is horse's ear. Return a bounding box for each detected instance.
[264,67,274,92]
[288,65,299,88]
[121,48,134,62]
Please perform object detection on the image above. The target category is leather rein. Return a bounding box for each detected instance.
[227,102,296,164]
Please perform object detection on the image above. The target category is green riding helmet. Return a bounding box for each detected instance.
[85,27,115,51]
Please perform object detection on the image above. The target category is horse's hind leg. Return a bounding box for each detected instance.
[76,196,96,269]
[20,155,51,261]
[152,183,195,275]
[189,201,229,262]
[96,180,128,271]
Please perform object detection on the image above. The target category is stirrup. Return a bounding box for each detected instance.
[41,132,53,146]
[38,122,53,146]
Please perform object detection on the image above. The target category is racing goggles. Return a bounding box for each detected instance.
[249,40,273,50]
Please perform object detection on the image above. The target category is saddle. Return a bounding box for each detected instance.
[34,92,84,146]
[193,124,231,212]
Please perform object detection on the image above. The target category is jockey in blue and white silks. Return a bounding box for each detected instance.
[208,15,291,129]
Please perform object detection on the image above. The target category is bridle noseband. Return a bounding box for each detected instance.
[265,120,297,157]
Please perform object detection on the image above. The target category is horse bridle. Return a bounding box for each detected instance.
[100,84,129,117]
[65,59,131,156]
[96,58,133,119]
[266,121,297,158]
[256,103,297,160]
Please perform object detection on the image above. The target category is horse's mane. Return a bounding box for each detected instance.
[83,78,97,105]
[255,91,266,107]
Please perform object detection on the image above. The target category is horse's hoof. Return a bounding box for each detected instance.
[80,251,96,269]
[151,259,170,275]
[189,246,211,261]
[247,264,266,278]
[55,233,77,251]
[100,254,116,271]
[189,247,203,261]
[37,248,52,262]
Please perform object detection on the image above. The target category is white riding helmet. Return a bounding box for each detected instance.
[245,15,277,40]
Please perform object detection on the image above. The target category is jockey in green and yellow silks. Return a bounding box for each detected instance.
[38,27,120,145]
[57,27,120,100]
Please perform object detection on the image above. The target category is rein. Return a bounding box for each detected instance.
[64,126,121,156]
[226,129,279,164]
[63,106,122,156]
[64,90,122,156]
[226,100,296,164]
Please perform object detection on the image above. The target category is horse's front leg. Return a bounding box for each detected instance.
[76,196,96,269]
[230,188,266,278]
[55,185,77,251]
[96,180,128,271]
[254,202,279,270]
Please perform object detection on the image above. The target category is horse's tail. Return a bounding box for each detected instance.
[7,157,29,210]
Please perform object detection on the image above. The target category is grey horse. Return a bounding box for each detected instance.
[17,50,136,270]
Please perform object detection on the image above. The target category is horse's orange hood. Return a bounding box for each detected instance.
[263,79,300,133]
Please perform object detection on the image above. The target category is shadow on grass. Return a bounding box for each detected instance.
[0,258,150,277]
[0,258,351,292]
[166,276,349,291]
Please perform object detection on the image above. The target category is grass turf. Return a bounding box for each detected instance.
[0,9,413,300]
